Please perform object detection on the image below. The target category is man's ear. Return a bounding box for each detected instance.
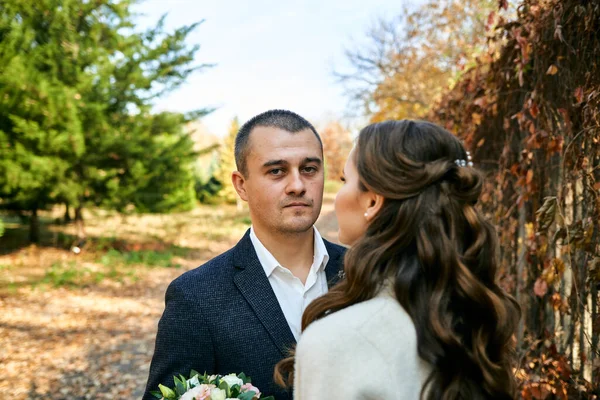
[232,171,249,202]
[364,192,384,222]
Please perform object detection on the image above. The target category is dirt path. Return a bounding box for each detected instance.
[1,260,197,399]
[0,202,340,399]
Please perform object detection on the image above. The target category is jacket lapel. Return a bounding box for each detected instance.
[324,239,346,287]
[232,231,296,356]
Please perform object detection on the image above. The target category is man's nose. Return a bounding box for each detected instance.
[285,171,306,195]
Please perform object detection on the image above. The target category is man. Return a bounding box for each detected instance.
[143,109,346,400]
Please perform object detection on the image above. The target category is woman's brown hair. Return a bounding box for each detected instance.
[274,120,521,399]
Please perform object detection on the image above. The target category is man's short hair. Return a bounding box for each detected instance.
[235,109,323,176]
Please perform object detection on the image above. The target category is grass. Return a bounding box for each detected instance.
[99,249,181,269]
[39,259,144,288]
[0,202,251,290]
[35,247,186,288]
[0,192,338,291]
[42,261,96,288]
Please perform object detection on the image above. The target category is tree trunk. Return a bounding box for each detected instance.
[64,203,72,223]
[29,208,40,243]
[516,195,526,345]
[74,206,85,239]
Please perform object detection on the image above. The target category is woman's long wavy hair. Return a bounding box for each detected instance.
[274,120,521,399]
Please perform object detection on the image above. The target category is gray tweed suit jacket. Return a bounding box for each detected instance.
[142,229,346,400]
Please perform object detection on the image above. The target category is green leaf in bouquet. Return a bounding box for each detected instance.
[202,371,213,384]
[237,391,257,400]
[219,379,231,396]
[158,383,177,399]
[229,384,241,397]
[189,369,201,379]
[261,396,275,400]
[238,372,250,384]
[174,375,187,396]
[149,390,163,399]
[218,379,232,397]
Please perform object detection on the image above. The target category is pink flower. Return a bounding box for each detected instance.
[241,382,261,397]
[179,384,215,400]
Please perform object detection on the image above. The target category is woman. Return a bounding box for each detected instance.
[274,120,521,399]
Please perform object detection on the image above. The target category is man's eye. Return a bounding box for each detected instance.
[303,166,317,173]
[269,169,283,175]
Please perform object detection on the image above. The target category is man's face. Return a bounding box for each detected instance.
[234,126,324,235]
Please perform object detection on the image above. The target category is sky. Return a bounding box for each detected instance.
[133,0,414,136]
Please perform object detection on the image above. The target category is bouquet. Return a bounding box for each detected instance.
[151,370,275,400]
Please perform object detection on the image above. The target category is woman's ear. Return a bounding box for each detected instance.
[364,192,384,222]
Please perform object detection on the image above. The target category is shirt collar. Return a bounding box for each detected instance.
[312,227,330,273]
[249,226,330,278]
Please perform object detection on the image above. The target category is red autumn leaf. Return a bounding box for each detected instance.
[574,87,584,103]
[487,11,496,27]
[557,358,571,380]
[530,102,539,118]
[526,169,534,184]
[534,278,548,297]
[526,383,553,400]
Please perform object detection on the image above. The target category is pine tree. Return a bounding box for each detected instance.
[0,0,85,241]
[0,0,211,241]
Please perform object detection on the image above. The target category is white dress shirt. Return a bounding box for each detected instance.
[249,226,330,340]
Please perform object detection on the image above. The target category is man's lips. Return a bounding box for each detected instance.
[283,202,311,207]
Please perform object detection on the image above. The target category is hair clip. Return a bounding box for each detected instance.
[455,151,474,167]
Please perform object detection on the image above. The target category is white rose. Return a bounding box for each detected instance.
[219,373,243,388]
[210,388,227,400]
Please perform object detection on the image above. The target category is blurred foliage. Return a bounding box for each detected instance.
[337,0,499,122]
[215,117,241,205]
[321,121,353,181]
